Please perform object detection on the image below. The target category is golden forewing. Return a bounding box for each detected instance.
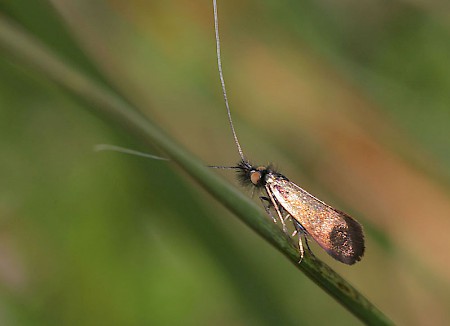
[267,177,364,264]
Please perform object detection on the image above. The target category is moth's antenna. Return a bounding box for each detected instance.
[94,144,169,161]
[212,0,246,162]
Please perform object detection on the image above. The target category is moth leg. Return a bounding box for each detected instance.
[259,196,277,223]
[265,185,288,233]
[304,234,312,254]
[293,220,314,262]
[298,234,304,264]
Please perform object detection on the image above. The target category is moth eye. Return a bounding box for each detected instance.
[250,171,261,185]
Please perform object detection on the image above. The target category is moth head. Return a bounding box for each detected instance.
[236,161,271,188]
[250,166,268,186]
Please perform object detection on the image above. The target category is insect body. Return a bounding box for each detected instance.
[236,161,364,264]
[212,0,364,264]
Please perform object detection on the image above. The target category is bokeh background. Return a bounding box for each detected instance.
[1,0,450,325]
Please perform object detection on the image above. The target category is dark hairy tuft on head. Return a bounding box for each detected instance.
[235,160,254,187]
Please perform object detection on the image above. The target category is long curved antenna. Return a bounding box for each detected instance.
[213,0,246,162]
[94,144,169,161]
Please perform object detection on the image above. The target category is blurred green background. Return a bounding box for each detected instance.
[1,0,450,325]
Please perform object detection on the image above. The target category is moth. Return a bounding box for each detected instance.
[97,1,365,265]
[212,0,364,264]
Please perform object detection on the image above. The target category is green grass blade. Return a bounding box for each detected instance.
[0,13,394,325]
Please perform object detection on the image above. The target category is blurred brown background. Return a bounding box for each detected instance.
[1,0,450,325]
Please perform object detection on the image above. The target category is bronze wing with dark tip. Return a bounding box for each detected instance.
[266,176,365,265]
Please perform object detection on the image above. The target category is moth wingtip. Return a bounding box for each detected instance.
[327,213,365,265]
[342,216,365,265]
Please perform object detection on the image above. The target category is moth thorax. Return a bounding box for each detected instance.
[265,174,276,183]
